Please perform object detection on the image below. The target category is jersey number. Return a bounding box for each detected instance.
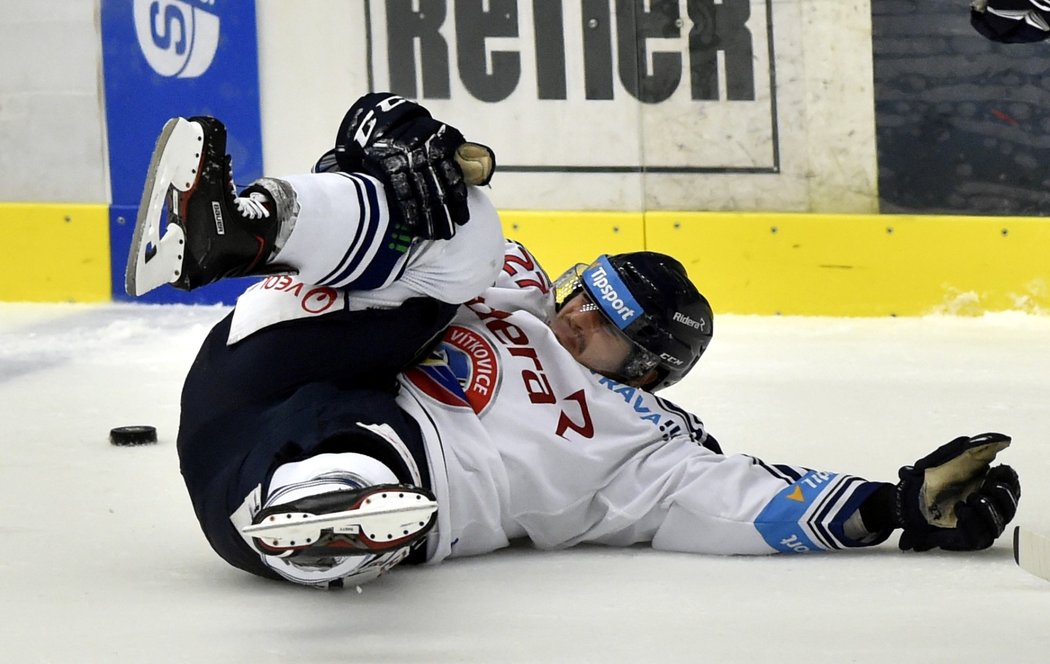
[503,246,550,294]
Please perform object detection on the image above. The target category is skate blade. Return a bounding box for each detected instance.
[242,489,438,548]
[125,118,205,296]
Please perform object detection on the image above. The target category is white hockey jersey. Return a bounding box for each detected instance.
[227,179,887,568]
[394,241,886,563]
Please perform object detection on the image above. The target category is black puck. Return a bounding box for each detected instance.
[110,425,158,446]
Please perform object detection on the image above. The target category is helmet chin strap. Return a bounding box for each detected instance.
[600,365,661,389]
[617,342,662,381]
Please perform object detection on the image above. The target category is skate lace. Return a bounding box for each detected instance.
[235,192,271,220]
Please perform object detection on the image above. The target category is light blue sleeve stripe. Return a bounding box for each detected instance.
[754,470,837,553]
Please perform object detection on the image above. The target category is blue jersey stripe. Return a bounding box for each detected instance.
[327,175,381,286]
[323,173,410,291]
[318,173,375,286]
[752,458,794,484]
[349,178,409,290]
[808,478,856,550]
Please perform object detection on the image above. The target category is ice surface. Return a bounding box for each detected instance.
[2,303,1049,663]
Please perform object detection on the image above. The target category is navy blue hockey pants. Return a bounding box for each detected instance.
[176,297,457,579]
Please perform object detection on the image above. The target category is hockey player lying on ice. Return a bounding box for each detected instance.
[126,93,1021,588]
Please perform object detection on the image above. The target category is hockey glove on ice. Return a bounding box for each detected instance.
[317,93,495,241]
[895,433,1020,552]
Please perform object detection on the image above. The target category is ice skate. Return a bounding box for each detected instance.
[125,116,288,296]
[242,483,438,559]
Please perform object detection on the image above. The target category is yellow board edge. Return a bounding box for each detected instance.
[3,204,1047,315]
[504,210,1050,317]
[0,203,111,303]
[499,209,646,278]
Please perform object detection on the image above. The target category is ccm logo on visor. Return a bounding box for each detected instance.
[583,257,643,329]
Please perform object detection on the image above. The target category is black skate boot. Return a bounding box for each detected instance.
[243,482,438,559]
[125,116,292,296]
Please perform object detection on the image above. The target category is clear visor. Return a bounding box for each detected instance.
[552,263,590,308]
[552,263,662,381]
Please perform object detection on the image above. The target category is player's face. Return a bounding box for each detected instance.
[550,292,634,376]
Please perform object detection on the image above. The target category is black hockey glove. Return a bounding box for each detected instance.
[895,433,1020,552]
[316,93,495,241]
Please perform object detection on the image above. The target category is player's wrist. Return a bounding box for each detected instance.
[858,482,898,534]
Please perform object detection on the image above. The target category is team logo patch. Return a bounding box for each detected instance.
[405,325,499,415]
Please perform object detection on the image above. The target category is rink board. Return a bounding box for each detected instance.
[3,202,1049,315]
[0,203,110,303]
[503,210,1050,317]
[647,212,1050,316]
